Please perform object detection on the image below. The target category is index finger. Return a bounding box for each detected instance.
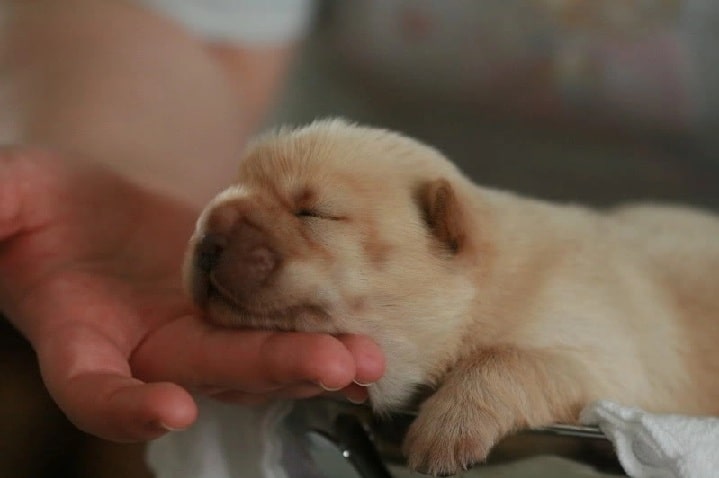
[131,315,359,393]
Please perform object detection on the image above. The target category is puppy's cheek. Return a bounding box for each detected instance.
[278,261,336,305]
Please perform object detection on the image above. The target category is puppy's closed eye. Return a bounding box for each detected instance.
[294,208,345,221]
[293,188,330,220]
[295,208,322,218]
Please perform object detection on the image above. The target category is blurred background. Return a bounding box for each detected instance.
[1,0,718,477]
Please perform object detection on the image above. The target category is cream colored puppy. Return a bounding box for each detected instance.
[186,119,719,476]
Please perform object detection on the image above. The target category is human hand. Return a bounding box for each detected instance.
[0,147,385,442]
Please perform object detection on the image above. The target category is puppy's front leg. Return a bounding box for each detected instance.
[403,347,585,476]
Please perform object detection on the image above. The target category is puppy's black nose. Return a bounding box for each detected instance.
[191,210,280,307]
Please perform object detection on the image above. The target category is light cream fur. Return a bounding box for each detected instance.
[186,119,719,476]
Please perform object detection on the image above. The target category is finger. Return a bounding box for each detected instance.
[335,334,386,386]
[60,374,197,441]
[209,382,326,405]
[132,315,358,393]
[340,383,371,405]
[209,390,270,406]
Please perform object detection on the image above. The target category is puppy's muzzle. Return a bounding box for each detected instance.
[191,214,281,308]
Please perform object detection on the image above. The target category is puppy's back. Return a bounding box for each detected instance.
[611,204,719,412]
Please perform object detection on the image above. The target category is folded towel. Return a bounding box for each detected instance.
[580,400,719,478]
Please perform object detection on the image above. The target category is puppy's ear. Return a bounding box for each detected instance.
[417,178,466,254]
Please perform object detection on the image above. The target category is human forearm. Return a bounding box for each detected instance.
[0,0,289,206]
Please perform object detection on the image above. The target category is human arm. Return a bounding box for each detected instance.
[0,0,384,442]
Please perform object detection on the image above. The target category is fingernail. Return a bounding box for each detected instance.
[159,422,186,432]
[318,381,343,392]
[347,395,367,405]
[353,380,373,387]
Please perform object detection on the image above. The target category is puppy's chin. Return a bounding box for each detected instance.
[203,290,335,333]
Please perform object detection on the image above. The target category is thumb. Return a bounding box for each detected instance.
[56,373,197,441]
[35,320,198,442]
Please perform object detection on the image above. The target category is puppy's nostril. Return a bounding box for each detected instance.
[196,233,225,274]
[191,233,225,306]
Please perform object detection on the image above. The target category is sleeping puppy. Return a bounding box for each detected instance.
[185,119,719,476]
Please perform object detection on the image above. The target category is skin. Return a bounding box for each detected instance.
[0,0,384,443]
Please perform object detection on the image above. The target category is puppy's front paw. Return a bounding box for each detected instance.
[402,397,500,476]
[401,348,582,475]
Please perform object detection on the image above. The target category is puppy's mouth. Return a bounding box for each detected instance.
[189,236,332,332]
[202,275,331,332]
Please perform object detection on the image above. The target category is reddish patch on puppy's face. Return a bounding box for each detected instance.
[362,217,393,267]
[293,187,317,210]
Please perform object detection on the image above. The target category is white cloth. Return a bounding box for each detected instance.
[135,0,314,45]
[147,398,293,478]
[581,400,719,478]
